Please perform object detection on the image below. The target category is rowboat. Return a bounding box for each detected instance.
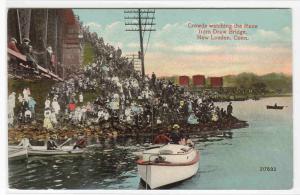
[136,144,200,189]
[266,105,284,110]
[28,146,84,156]
[8,147,28,160]
[9,145,84,156]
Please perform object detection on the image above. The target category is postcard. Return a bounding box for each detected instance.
[7,8,293,190]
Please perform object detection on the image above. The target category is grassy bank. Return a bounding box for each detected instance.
[83,43,96,66]
[8,79,56,115]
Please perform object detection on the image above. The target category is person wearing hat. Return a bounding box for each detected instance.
[8,37,21,68]
[227,102,233,116]
[51,97,60,115]
[24,108,32,123]
[23,38,30,43]
[45,98,51,109]
[8,37,20,53]
[169,124,182,144]
[47,135,58,150]
[21,39,38,70]
[20,38,31,55]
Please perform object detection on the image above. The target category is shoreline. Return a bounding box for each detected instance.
[208,94,292,102]
[8,116,249,145]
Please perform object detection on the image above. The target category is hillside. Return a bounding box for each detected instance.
[160,72,292,94]
[223,72,292,93]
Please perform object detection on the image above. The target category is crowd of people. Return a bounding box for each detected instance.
[8,88,37,126]
[8,28,236,138]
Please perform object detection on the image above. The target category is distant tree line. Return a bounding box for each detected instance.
[160,72,292,94]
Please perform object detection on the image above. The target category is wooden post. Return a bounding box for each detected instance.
[16,9,22,43]
[54,11,58,74]
[44,9,48,68]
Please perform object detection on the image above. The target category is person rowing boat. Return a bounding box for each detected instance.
[153,130,171,144]
[153,124,194,146]
[17,136,32,149]
[47,135,58,150]
[73,133,87,149]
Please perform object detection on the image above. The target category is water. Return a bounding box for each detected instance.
[8,97,293,190]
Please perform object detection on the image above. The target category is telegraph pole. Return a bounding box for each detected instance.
[124,9,156,78]
[138,9,145,77]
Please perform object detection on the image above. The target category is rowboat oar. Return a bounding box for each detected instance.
[58,138,72,148]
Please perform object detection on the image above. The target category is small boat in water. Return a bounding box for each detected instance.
[136,144,199,189]
[8,147,28,160]
[9,137,85,156]
[266,105,284,110]
[9,145,84,156]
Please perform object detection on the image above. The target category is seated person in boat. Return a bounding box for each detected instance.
[73,134,87,149]
[47,135,58,150]
[153,130,171,144]
[18,137,32,148]
[183,135,195,147]
[169,124,184,144]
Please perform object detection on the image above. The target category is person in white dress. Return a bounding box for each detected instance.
[51,98,60,115]
[43,109,53,129]
[45,98,51,109]
[79,92,84,103]
[8,92,16,125]
[73,107,81,123]
[27,87,31,96]
[18,137,32,148]
[97,109,105,123]
[125,107,133,124]
[50,110,58,126]
[23,88,30,102]
[111,93,120,111]
[18,93,23,103]
[104,110,110,121]
[24,109,32,123]
[81,106,87,123]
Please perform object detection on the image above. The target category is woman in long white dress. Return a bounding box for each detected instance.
[43,109,53,129]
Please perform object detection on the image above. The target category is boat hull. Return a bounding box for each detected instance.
[266,105,284,109]
[27,148,84,155]
[137,150,200,189]
[8,148,28,160]
[8,145,84,156]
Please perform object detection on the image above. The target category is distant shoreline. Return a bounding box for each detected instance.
[261,93,292,98]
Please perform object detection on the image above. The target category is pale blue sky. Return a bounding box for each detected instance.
[74,9,292,76]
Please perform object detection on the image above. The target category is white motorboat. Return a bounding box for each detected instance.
[9,145,84,156]
[8,147,28,160]
[136,144,200,189]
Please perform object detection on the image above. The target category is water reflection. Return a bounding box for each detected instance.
[9,132,231,190]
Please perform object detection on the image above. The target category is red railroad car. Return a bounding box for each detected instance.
[210,77,223,87]
[192,75,205,87]
[179,76,190,86]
